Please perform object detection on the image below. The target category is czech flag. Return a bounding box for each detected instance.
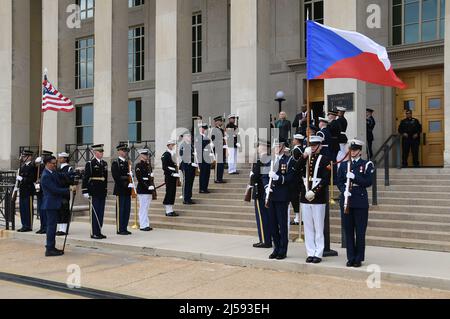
[306,21,406,89]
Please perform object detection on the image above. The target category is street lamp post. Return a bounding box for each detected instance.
[275,91,286,114]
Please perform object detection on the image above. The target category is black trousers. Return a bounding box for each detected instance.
[269,201,289,256]
[57,198,71,224]
[290,186,300,213]
[163,176,177,205]
[342,207,369,263]
[367,139,374,159]
[402,137,420,167]
[182,166,195,202]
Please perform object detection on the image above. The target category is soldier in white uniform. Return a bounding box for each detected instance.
[135,149,156,231]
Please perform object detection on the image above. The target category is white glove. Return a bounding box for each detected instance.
[236,143,241,148]
[168,167,176,172]
[16,176,23,182]
[172,173,180,178]
[148,186,155,191]
[269,171,279,181]
[344,191,352,197]
[304,147,312,157]
[265,187,273,196]
[83,193,90,199]
[150,173,155,178]
[223,145,227,149]
[191,163,199,168]
[128,183,134,189]
[128,171,134,177]
[305,190,315,202]
[35,157,42,164]
[34,183,40,192]
[346,172,355,180]
[249,171,254,178]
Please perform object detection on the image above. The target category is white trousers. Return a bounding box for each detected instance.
[227,147,237,173]
[138,194,152,229]
[301,203,326,258]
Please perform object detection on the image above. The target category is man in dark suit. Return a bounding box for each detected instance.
[16,150,37,233]
[40,156,70,257]
[292,105,308,135]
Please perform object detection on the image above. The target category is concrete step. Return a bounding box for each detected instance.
[385,173,450,180]
[373,197,450,207]
[330,210,450,223]
[381,179,450,186]
[330,217,450,232]
[104,202,255,214]
[367,204,450,214]
[384,185,450,192]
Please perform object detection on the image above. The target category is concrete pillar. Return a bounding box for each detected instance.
[94,0,129,160]
[0,0,32,169]
[444,1,450,167]
[324,0,367,146]
[230,0,271,138]
[41,0,61,154]
[155,0,192,159]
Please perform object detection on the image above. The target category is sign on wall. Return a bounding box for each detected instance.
[327,93,354,112]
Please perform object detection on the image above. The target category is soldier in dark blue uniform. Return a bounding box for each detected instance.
[263,140,295,260]
[35,150,54,234]
[327,110,341,162]
[161,140,180,217]
[366,108,376,159]
[317,117,333,160]
[337,139,374,268]
[111,143,133,235]
[196,123,213,193]
[249,140,272,249]
[336,107,349,162]
[179,133,197,205]
[56,152,75,236]
[82,144,108,239]
[290,134,305,225]
[16,150,37,233]
[211,116,226,184]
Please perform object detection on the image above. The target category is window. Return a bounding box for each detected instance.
[128,26,145,82]
[76,0,94,20]
[76,104,93,145]
[128,0,145,7]
[392,0,445,45]
[128,100,142,143]
[192,12,202,73]
[75,37,94,90]
[192,91,199,117]
[304,0,324,55]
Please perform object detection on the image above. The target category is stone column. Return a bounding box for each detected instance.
[94,0,129,160]
[230,0,271,139]
[155,0,192,159]
[41,0,61,154]
[0,0,32,169]
[444,1,450,167]
[324,0,367,146]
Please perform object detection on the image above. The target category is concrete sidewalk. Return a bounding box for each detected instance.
[3,222,450,291]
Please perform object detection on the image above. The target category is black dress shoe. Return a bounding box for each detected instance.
[346,261,354,267]
[214,181,226,184]
[260,244,273,249]
[276,254,287,260]
[290,221,299,226]
[269,252,278,259]
[45,249,64,257]
[100,234,107,239]
[36,229,46,234]
[117,231,130,236]
[166,212,179,217]
[306,257,314,263]
[18,228,32,233]
[56,231,66,236]
[199,190,211,194]
[140,227,153,232]
[312,257,322,264]
[183,201,196,205]
[353,262,362,268]
[91,234,103,240]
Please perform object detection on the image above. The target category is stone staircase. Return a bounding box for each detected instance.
[73,166,450,253]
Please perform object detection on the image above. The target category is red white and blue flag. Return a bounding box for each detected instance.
[306,21,406,89]
[42,79,74,112]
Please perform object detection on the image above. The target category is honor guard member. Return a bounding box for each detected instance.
[226,114,241,175]
[398,110,422,167]
[249,140,272,249]
[112,143,134,235]
[196,123,213,193]
[263,140,295,260]
[82,144,108,239]
[56,152,75,236]
[16,150,37,232]
[337,139,374,268]
[40,156,70,257]
[179,133,197,205]
[162,140,180,217]
[211,116,226,183]
[35,150,54,234]
[366,108,376,159]
[327,110,341,162]
[299,135,331,264]
[290,134,305,225]
[317,117,333,160]
[135,149,155,231]
[336,107,349,162]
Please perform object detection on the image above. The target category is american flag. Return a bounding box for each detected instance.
[42,79,74,112]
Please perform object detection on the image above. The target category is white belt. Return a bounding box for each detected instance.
[143,178,149,181]
[340,132,346,134]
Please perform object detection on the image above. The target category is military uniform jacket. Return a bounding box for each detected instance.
[18,162,37,197]
[250,155,270,200]
[337,158,374,209]
[299,153,331,204]
[82,158,108,198]
[225,123,240,149]
[58,164,75,200]
[179,141,195,168]
[291,146,305,191]
[398,117,422,139]
[318,128,332,150]
[211,126,226,162]
[336,116,348,144]
[36,164,45,198]
[262,154,295,202]
[111,158,131,196]
[161,151,178,179]
[135,161,155,195]
[328,120,341,153]
[367,116,376,142]
[195,134,214,164]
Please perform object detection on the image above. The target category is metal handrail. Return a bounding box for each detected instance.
[0,171,16,230]
[65,144,94,167]
[371,134,402,206]
[119,140,156,164]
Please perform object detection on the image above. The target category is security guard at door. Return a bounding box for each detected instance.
[337,139,374,268]
[398,110,422,167]
[16,150,37,232]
